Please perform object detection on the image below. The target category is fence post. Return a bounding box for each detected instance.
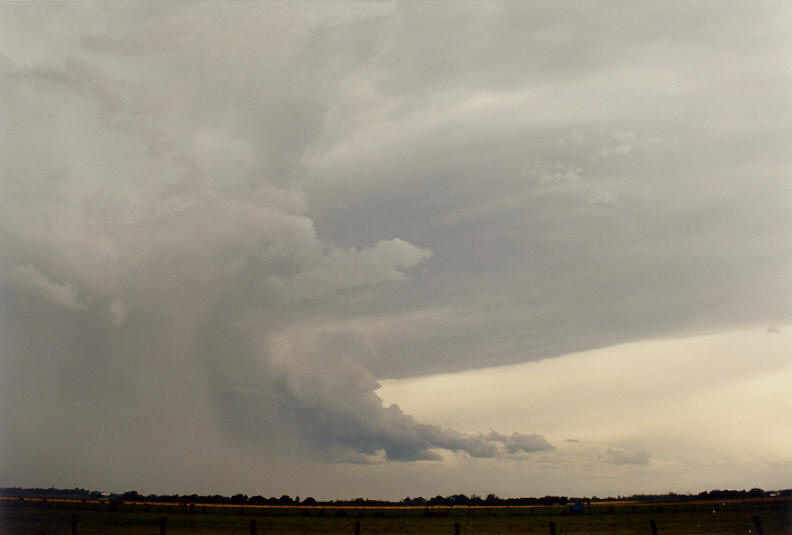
[71,512,77,535]
[649,518,658,535]
[159,516,167,535]
[250,519,257,535]
[548,521,556,535]
[454,522,461,535]
[752,515,764,535]
[354,520,361,535]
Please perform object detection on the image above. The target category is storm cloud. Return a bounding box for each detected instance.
[1,2,790,497]
[0,61,541,474]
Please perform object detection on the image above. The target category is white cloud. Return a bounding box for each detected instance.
[524,161,583,186]
[104,298,128,329]
[587,191,618,205]
[267,239,433,302]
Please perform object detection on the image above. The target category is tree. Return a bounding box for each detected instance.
[121,491,141,502]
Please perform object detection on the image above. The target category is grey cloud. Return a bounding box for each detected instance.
[0,19,550,491]
[0,1,789,496]
[263,329,551,462]
[487,432,554,455]
[299,1,792,377]
[606,448,652,467]
[5,263,86,310]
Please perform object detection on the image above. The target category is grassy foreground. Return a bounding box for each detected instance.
[1,497,789,534]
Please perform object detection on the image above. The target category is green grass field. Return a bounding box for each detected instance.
[2,498,789,535]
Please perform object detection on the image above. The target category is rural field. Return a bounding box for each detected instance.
[1,498,789,535]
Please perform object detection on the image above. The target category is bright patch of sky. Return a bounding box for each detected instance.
[379,326,792,496]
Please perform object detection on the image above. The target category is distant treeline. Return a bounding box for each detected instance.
[1,488,104,500]
[2,487,790,507]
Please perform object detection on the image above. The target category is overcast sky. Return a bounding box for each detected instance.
[1,2,790,500]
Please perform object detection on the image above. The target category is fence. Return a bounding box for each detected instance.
[59,511,768,535]
[5,496,785,535]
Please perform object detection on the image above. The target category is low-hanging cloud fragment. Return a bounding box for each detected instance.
[605,447,652,466]
[5,263,86,311]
